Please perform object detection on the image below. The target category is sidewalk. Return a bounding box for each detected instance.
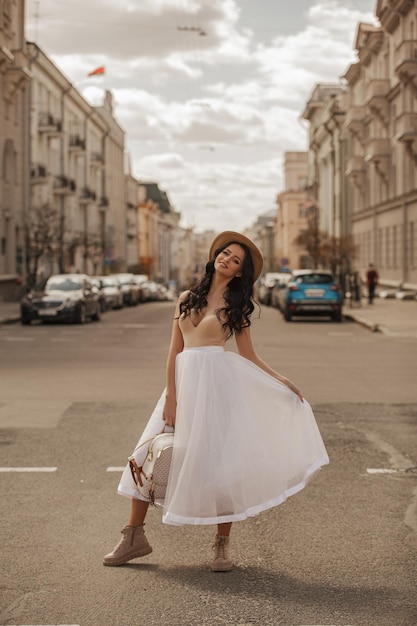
[0,302,20,324]
[343,297,417,338]
[0,297,416,337]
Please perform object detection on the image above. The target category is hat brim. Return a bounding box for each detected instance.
[209,231,264,282]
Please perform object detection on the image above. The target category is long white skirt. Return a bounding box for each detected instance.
[118,346,329,526]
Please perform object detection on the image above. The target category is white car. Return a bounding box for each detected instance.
[258,272,289,306]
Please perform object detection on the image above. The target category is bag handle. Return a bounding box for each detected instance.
[130,425,173,457]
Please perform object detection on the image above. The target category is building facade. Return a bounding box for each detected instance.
[25,44,129,282]
[343,0,417,289]
[138,183,180,284]
[0,0,30,292]
[276,152,310,271]
[302,0,417,289]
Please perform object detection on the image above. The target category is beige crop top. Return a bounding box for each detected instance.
[178,312,229,348]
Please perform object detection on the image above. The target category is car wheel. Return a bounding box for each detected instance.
[332,310,342,323]
[92,303,101,321]
[75,304,86,324]
[21,315,31,325]
[284,308,292,322]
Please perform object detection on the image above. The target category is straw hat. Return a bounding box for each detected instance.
[209,231,264,282]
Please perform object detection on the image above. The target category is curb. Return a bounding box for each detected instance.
[0,315,21,325]
[343,312,379,333]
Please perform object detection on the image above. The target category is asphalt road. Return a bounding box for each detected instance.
[0,303,416,626]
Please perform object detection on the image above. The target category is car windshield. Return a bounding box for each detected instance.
[295,274,333,285]
[46,278,82,291]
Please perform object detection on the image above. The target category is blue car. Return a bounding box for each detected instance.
[279,270,343,322]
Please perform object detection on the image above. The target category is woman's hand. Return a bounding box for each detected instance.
[163,395,177,427]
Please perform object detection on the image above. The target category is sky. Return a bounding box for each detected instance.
[26,0,378,233]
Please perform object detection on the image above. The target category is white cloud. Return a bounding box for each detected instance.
[26,0,377,232]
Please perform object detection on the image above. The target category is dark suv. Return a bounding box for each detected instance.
[21,274,101,324]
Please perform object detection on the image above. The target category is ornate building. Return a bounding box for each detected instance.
[27,44,127,280]
[302,0,417,289]
[0,0,30,294]
[344,0,417,288]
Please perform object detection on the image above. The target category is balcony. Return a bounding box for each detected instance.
[38,112,62,135]
[346,157,366,193]
[3,64,31,101]
[0,45,14,69]
[346,156,365,175]
[53,175,76,195]
[395,113,417,141]
[365,138,391,161]
[98,196,109,207]
[345,106,366,139]
[69,135,86,152]
[378,0,415,33]
[30,163,48,183]
[79,187,97,203]
[395,112,417,162]
[364,138,391,182]
[365,80,390,124]
[394,40,417,84]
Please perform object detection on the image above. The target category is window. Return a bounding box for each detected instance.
[393,226,398,268]
[298,204,308,218]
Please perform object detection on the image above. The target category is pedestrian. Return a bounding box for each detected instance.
[103,231,329,571]
[366,263,379,304]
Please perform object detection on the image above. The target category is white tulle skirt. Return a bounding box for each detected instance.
[118,346,329,526]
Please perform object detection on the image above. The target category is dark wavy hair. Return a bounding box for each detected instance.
[179,241,256,338]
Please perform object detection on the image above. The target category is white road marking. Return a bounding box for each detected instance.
[106,466,125,472]
[0,467,57,472]
[50,338,74,342]
[367,468,399,474]
[2,336,35,342]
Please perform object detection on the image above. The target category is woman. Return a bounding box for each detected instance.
[104,231,329,571]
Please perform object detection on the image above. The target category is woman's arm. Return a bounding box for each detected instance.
[163,293,186,426]
[235,326,303,401]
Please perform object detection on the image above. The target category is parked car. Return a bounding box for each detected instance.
[90,277,107,312]
[270,273,292,309]
[114,273,140,306]
[132,274,149,303]
[277,269,343,322]
[258,273,286,306]
[20,274,101,324]
[97,276,124,310]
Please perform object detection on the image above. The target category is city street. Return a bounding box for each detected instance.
[1,302,416,626]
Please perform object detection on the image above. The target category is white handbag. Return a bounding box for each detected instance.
[128,430,174,504]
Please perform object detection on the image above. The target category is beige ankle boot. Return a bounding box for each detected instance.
[210,534,233,572]
[103,525,152,566]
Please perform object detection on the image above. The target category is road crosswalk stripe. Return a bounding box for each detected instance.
[0,467,57,472]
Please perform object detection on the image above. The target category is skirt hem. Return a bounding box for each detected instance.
[161,454,329,526]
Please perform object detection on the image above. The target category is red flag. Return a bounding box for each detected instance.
[88,66,105,77]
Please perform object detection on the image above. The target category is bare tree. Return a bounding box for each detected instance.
[295,204,358,275]
[25,204,60,289]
